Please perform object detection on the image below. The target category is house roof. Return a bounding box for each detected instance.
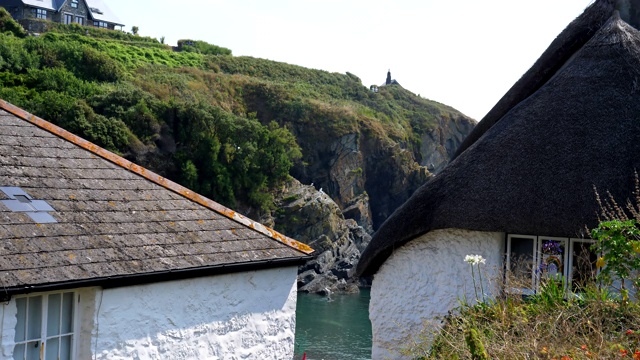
[14,0,123,25]
[0,100,313,296]
[85,0,122,26]
[357,0,640,276]
[19,0,59,11]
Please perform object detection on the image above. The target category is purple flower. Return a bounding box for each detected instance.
[542,241,563,254]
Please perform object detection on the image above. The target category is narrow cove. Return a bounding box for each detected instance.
[294,288,372,360]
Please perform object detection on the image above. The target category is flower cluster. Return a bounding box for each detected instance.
[464,254,486,265]
[542,240,563,254]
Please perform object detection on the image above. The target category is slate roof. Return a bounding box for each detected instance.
[357,0,640,276]
[9,0,123,25]
[16,0,65,11]
[0,100,313,295]
[85,0,122,26]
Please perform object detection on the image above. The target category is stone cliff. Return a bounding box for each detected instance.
[255,89,475,292]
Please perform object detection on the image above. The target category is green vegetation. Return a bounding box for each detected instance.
[178,39,232,56]
[406,283,640,359]
[405,207,640,359]
[0,19,466,212]
[0,7,26,37]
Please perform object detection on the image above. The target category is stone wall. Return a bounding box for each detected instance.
[369,229,504,359]
[55,0,89,24]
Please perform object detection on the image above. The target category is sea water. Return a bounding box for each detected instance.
[294,288,372,360]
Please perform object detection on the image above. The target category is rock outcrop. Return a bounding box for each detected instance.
[263,179,371,293]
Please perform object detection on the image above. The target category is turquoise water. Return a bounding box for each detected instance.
[294,289,372,360]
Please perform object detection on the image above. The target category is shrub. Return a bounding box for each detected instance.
[402,255,640,359]
[0,7,27,38]
[177,39,232,56]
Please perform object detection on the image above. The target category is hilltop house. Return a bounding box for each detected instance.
[356,0,640,358]
[0,0,123,30]
[0,99,313,359]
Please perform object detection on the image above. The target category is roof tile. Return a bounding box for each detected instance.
[0,104,313,291]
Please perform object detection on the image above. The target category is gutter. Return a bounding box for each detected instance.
[0,255,314,302]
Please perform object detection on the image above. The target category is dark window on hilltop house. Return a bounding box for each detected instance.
[506,234,598,294]
[96,21,107,28]
[71,0,79,8]
[32,8,47,19]
[64,13,73,24]
[75,16,84,25]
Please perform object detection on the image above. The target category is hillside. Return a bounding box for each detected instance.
[0,12,475,290]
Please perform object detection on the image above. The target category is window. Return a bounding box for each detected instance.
[74,16,84,25]
[506,235,536,294]
[13,292,75,360]
[31,8,47,19]
[96,21,108,28]
[64,13,73,25]
[569,239,599,292]
[506,235,597,294]
[71,0,78,8]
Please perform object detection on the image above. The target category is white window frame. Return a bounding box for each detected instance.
[506,234,597,295]
[505,234,537,295]
[568,238,598,291]
[74,16,84,25]
[13,291,79,360]
[536,236,569,289]
[63,12,73,25]
[70,0,79,8]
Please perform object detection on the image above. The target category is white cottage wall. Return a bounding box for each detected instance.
[0,300,17,359]
[369,229,504,360]
[92,267,299,360]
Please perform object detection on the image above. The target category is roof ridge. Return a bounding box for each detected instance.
[0,99,313,255]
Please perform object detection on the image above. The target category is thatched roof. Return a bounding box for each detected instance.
[357,0,640,276]
[0,100,313,296]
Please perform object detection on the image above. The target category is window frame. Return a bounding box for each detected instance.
[567,238,598,292]
[506,234,597,295]
[74,16,84,25]
[32,8,47,20]
[70,0,79,8]
[505,234,537,295]
[13,291,79,360]
[536,236,569,289]
[63,13,73,25]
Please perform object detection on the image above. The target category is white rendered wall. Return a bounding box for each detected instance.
[0,299,17,360]
[369,229,504,360]
[91,267,299,360]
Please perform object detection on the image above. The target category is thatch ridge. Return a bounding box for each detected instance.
[453,0,615,159]
[357,5,640,276]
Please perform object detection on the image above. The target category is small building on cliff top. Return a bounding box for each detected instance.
[357,0,640,358]
[0,99,313,360]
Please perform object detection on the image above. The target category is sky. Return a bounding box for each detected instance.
[104,0,595,121]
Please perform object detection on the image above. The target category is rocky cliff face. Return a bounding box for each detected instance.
[289,113,474,232]
[264,111,474,293]
[261,179,370,293]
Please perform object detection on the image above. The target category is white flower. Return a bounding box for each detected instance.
[464,254,486,265]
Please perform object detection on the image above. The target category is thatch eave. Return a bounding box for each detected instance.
[357,6,640,277]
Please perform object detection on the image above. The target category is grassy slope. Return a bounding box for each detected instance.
[0,12,471,213]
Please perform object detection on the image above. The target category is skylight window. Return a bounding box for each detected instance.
[0,187,57,224]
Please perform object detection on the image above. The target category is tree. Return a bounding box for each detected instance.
[131,26,139,35]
